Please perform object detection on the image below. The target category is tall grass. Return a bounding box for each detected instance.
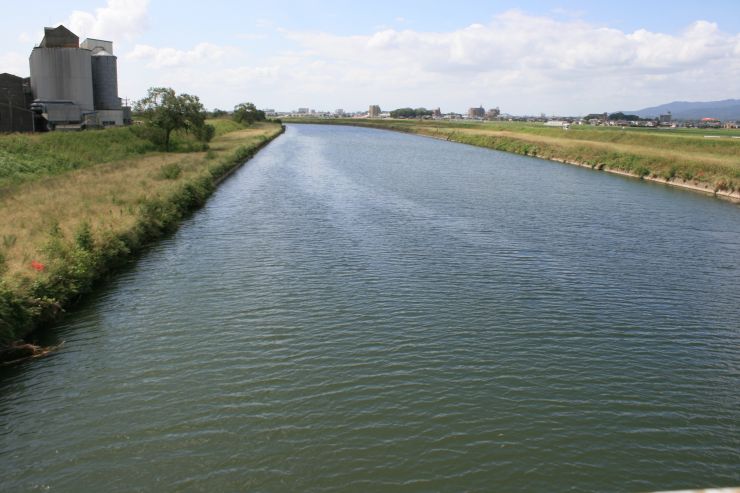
[0,124,230,191]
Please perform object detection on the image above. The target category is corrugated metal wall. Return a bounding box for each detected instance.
[91,53,120,110]
[29,47,94,111]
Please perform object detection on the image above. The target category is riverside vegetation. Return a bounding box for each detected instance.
[287,118,740,200]
[0,118,283,354]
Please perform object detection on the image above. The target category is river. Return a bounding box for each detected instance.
[1,124,739,492]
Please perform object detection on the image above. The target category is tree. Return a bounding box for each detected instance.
[608,112,641,122]
[233,102,266,125]
[134,87,213,151]
[390,107,417,118]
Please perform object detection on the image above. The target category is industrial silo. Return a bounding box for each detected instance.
[91,49,121,110]
[29,26,94,112]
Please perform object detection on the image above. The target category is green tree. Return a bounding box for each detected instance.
[608,112,641,121]
[390,107,417,118]
[134,87,213,151]
[233,102,266,125]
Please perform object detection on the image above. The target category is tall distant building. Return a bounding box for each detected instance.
[468,106,485,119]
[486,107,500,120]
[369,105,381,118]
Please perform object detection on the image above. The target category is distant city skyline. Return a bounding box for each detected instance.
[1,1,739,115]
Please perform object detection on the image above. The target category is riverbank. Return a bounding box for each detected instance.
[0,121,284,354]
[285,118,740,202]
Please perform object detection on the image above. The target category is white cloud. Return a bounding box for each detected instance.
[67,0,149,41]
[113,9,740,113]
[0,52,28,77]
[127,43,236,68]
[263,10,740,113]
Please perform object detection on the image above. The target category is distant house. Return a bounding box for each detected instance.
[699,117,721,128]
[544,120,570,129]
[368,105,381,118]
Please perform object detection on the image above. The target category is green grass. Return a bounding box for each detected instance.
[0,127,156,190]
[0,123,235,191]
[207,118,248,137]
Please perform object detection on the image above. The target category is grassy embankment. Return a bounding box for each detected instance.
[287,118,740,200]
[0,120,284,346]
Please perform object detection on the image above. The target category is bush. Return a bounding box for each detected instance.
[157,163,182,180]
[194,123,215,143]
[634,166,650,178]
[75,222,94,251]
[663,166,678,181]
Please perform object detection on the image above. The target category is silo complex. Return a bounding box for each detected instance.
[29,26,126,128]
[29,27,94,111]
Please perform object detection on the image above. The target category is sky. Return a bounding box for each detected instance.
[1,0,740,115]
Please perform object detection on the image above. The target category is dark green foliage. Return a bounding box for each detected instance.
[75,222,94,251]
[0,283,35,344]
[390,108,419,118]
[233,103,266,125]
[664,166,678,181]
[634,166,651,178]
[134,87,211,151]
[608,112,643,121]
[193,123,215,143]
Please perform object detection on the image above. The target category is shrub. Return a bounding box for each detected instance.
[634,166,650,178]
[157,163,182,180]
[75,222,94,251]
[663,166,678,181]
[193,123,215,143]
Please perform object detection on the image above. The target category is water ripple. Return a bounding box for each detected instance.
[1,124,739,492]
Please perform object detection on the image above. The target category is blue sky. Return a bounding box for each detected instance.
[2,1,739,114]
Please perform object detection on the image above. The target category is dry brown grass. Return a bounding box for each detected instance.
[0,123,281,286]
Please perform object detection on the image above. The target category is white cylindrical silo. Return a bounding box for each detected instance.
[29,47,94,111]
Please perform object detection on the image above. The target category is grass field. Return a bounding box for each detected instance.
[0,121,284,345]
[286,118,740,198]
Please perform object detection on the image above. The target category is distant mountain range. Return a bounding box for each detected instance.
[622,99,740,120]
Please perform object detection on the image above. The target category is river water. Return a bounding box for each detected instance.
[1,124,739,492]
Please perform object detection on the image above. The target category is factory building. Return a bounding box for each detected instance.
[468,106,485,119]
[1,24,131,132]
[0,73,35,132]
